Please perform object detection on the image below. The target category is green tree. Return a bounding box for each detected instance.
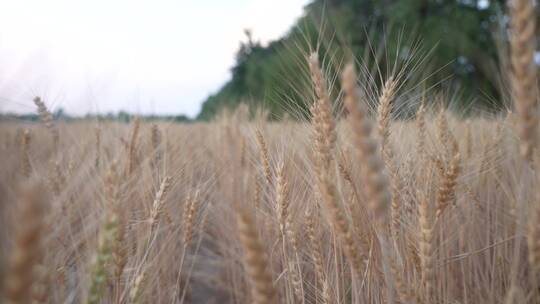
[198,0,531,120]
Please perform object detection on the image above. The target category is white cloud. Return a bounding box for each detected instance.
[0,0,308,117]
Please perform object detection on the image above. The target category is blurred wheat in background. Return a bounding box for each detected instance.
[1,0,540,303]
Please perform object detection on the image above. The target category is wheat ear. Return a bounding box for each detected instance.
[255,130,272,185]
[341,63,391,228]
[308,52,336,175]
[342,62,395,304]
[377,76,397,161]
[309,54,365,277]
[149,176,172,234]
[436,138,461,218]
[33,97,59,154]
[182,189,200,247]
[376,77,402,234]
[237,208,276,304]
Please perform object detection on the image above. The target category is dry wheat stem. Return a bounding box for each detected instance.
[509,0,538,160]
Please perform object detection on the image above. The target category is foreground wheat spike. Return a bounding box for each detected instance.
[255,130,272,185]
[435,137,461,218]
[33,97,59,153]
[377,76,396,161]
[308,52,337,174]
[342,63,391,228]
[509,0,538,161]
[311,121,364,277]
[85,210,119,304]
[2,182,46,304]
[253,175,262,209]
[436,109,450,153]
[377,77,402,234]
[182,189,200,247]
[436,158,460,218]
[237,208,276,304]
[342,62,396,303]
[149,176,172,233]
[309,54,365,277]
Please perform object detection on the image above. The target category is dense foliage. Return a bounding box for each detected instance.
[198,0,526,120]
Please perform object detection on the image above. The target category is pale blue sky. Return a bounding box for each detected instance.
[0,0,309,117]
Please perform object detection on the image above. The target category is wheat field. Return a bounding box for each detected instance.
[0,1,539,303]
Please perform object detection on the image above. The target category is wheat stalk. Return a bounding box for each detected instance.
[275,160,290,235]
[129,271,147,304]
[182,189,200,247]
[95,127,101,168]
[20,129,32,178]
[126,117,141,176]
[416,103,427,161]
[149,176,172,234]
[509,0,538,160]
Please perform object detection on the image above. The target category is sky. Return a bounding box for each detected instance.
[0,0,309,118]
